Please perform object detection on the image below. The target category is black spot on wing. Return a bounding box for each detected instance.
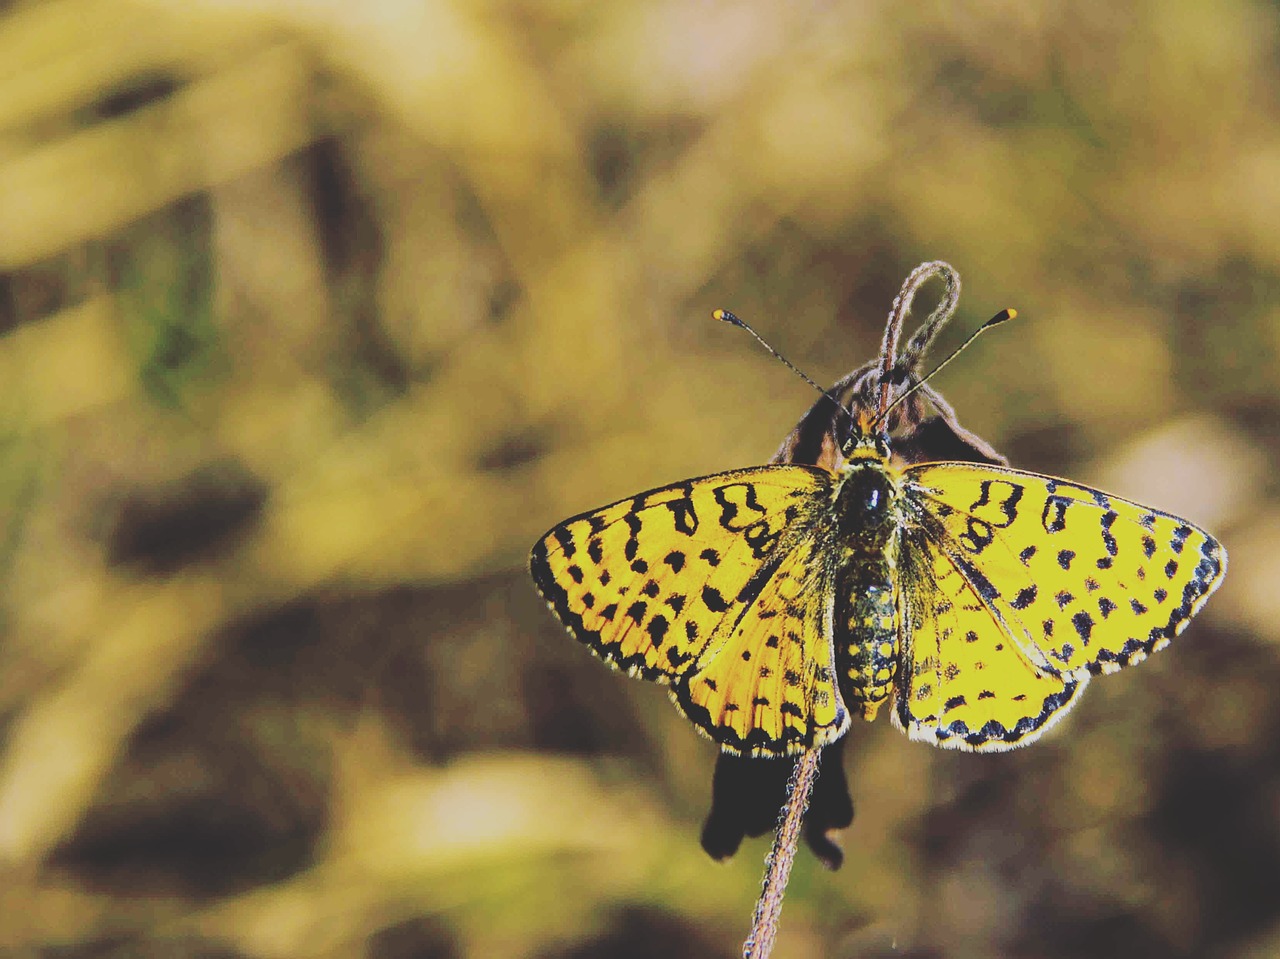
[664,485,699,535]
[1101,510,1119,556]
[1072,610,1095,644]
[1041,496,1068,533]
[1010,585,1037,610]
[701,586,730,613]
[552,526,576,558]
[623,511,642,561]
[667,647,693,668]
[968,479,1023,526]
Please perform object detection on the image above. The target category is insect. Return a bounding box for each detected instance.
[700,262,1010,866]
[530,265,1227,756]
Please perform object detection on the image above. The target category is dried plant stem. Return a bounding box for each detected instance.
[741,747,822,959]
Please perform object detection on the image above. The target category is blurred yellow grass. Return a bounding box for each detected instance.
[0,41,313,268]
[0,1,1273,956]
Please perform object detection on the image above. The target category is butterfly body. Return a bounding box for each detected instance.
[824,440,904,721]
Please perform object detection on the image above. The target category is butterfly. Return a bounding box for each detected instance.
[529,265,1227,757]
[700,261,1012,865]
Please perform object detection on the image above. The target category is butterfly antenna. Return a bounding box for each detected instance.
[715,309,854,423]
[872,308,1017,430]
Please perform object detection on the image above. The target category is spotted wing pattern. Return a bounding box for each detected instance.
[530,466,838,753]
[676,541,849,755]
[893,524,1086,750]
[890,462,1226,750]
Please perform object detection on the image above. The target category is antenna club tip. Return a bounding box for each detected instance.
[981,307,1017,329]
[713,308,741,326]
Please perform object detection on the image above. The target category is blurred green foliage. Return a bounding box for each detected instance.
[0,1,1275,957]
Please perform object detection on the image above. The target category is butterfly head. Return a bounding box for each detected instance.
[841,411,891,463]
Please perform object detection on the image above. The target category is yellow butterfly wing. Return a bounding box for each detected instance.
[676,541,849,755]
[892,525,1087,750]
[530,466,845,755]
[891,462,1226,750]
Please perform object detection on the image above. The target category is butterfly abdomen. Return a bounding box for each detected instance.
[835,563,899,721]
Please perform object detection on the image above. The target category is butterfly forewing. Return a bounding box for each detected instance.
[902,462,1227,683]
[531,465,842,752]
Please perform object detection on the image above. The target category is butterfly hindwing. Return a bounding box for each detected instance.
[902,462,1226,685]
[676,542,849,756]
[531,466,834,745]
[893,523,1086,750]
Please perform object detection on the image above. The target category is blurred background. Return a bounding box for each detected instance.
[0,1,1276,957]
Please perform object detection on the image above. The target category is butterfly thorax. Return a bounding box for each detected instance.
[834,464,898,551]
[831,443,905,721]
